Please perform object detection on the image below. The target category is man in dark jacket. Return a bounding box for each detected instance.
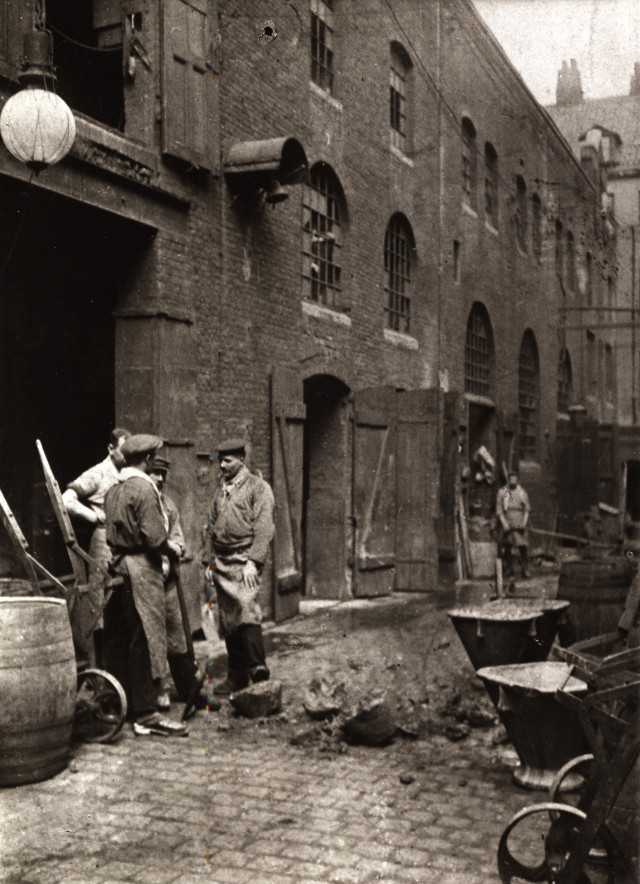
[207,439,275,694]
[104,434,188,737]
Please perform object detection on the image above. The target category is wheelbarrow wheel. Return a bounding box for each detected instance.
[74,668,127,743]
[497,802,619,883]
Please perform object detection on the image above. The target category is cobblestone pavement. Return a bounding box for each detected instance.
[1,590,537,884]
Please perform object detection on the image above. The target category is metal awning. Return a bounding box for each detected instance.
[224,137,309,185]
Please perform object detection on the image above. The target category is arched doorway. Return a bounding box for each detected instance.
[302,374,351,599]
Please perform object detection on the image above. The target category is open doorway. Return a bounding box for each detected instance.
[302,374,351,599]
[0,178,155,576]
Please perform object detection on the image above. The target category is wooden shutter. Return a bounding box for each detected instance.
[436,392,462,562]
[0,4,31,82]
[161,0,216,167]
[395,389,439,591]
[271,366,305,622]
[352,387,397,597]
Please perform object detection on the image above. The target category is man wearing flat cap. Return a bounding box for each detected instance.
[104,434,188,737]
[207,438,275,694]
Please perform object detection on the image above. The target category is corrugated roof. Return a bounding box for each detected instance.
[547,94,640,169]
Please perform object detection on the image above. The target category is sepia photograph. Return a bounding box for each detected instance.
[1,0,639,881]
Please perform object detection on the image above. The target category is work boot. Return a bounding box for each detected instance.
[156,690,171,712]
[249,665,270,684]
[133,713,188,738]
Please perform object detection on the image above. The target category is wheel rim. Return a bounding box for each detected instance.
[75,668,128,743]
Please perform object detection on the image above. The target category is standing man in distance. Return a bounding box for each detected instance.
[62,427,131,659]
[104,434,187,737]
[496,469,531,580]
[207,439,275,695]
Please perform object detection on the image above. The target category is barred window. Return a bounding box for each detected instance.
[515,176,528,253]
[464,303,494,397]
[518,329,540,460]
[605,343,614,402]
[484,143,498,228]
[390,44,411,151]
[532,193,542,258]
[384,214,415,334]
[302,164,344,310]
[310,0,334,93]
[461,117,477,209]
[557,348,573,413]
[585,251,593,305]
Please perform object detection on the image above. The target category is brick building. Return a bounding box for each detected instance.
[0,0,616,625]
[548,61,640,533]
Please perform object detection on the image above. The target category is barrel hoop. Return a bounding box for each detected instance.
[0,652,75,670]
[0,715,75,735]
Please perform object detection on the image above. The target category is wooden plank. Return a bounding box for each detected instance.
[0,488,40,590]
[353,387,396,598]
[36,439,87,587]
[271,366,305,622]
[395,389,439,591]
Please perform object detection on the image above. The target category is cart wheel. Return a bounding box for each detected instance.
[75,668,127,743]
[549,755,594,809]
[497,802,616,883]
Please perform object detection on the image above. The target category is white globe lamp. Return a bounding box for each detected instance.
[0,31,76,174]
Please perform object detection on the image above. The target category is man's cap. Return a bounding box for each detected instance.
[150,455,171,472]
[217,438,246,456]
[121,434,164,460]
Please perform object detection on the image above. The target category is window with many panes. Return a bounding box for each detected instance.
[557,348,573,413]
[465,303,494,398]
[605,343,614,402]
[515,176,528,253]
[461,118,477,209]
[566,230,576,290]
[518,329,540,459]
[302,163,344,309]
[484,143,498,228]
[390,43,411,152]
[555,219,563,279]
[384,214,415,334]
[532,193,542,258]
[310,0,334,94]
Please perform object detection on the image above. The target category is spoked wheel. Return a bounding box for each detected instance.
[497,802,621,884]
[549,756,595,809]
[75,668,128,743]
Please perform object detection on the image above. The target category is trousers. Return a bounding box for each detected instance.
[103,579,157,719]
[225,624,268,689]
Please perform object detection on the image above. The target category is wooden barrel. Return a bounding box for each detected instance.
[0,598,76,786]
[0,577,37,597]
[557,558,637,645]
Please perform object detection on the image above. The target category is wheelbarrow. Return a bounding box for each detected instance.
[496,637,640,883]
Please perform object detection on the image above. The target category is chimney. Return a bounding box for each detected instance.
[556,58,584,106]
[630,62,640,96]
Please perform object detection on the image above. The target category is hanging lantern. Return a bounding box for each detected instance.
[0,31,76,174]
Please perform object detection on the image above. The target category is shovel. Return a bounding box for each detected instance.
[170,560,206,721]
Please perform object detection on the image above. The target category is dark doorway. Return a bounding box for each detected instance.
[0,178,154,576]
[467,401,496,521]
[626,461,640,522]
[302,374,351,599]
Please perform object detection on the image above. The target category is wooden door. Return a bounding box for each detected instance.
[271,366,305,622]
[436,392,463,562]
[395,389,440,591]
[352,387,397,597]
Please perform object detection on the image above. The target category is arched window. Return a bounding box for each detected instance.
[484,143,498,228]
[310,0,335,94]
[518,329,540,459]
[557,348,573,413]
[302,163,346,310]
[532,193,542,258]
[390,42,412,152]
[384,213,416,334]
[461,117,477,209]
[464,303,495,398]
[515,175,527,253]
